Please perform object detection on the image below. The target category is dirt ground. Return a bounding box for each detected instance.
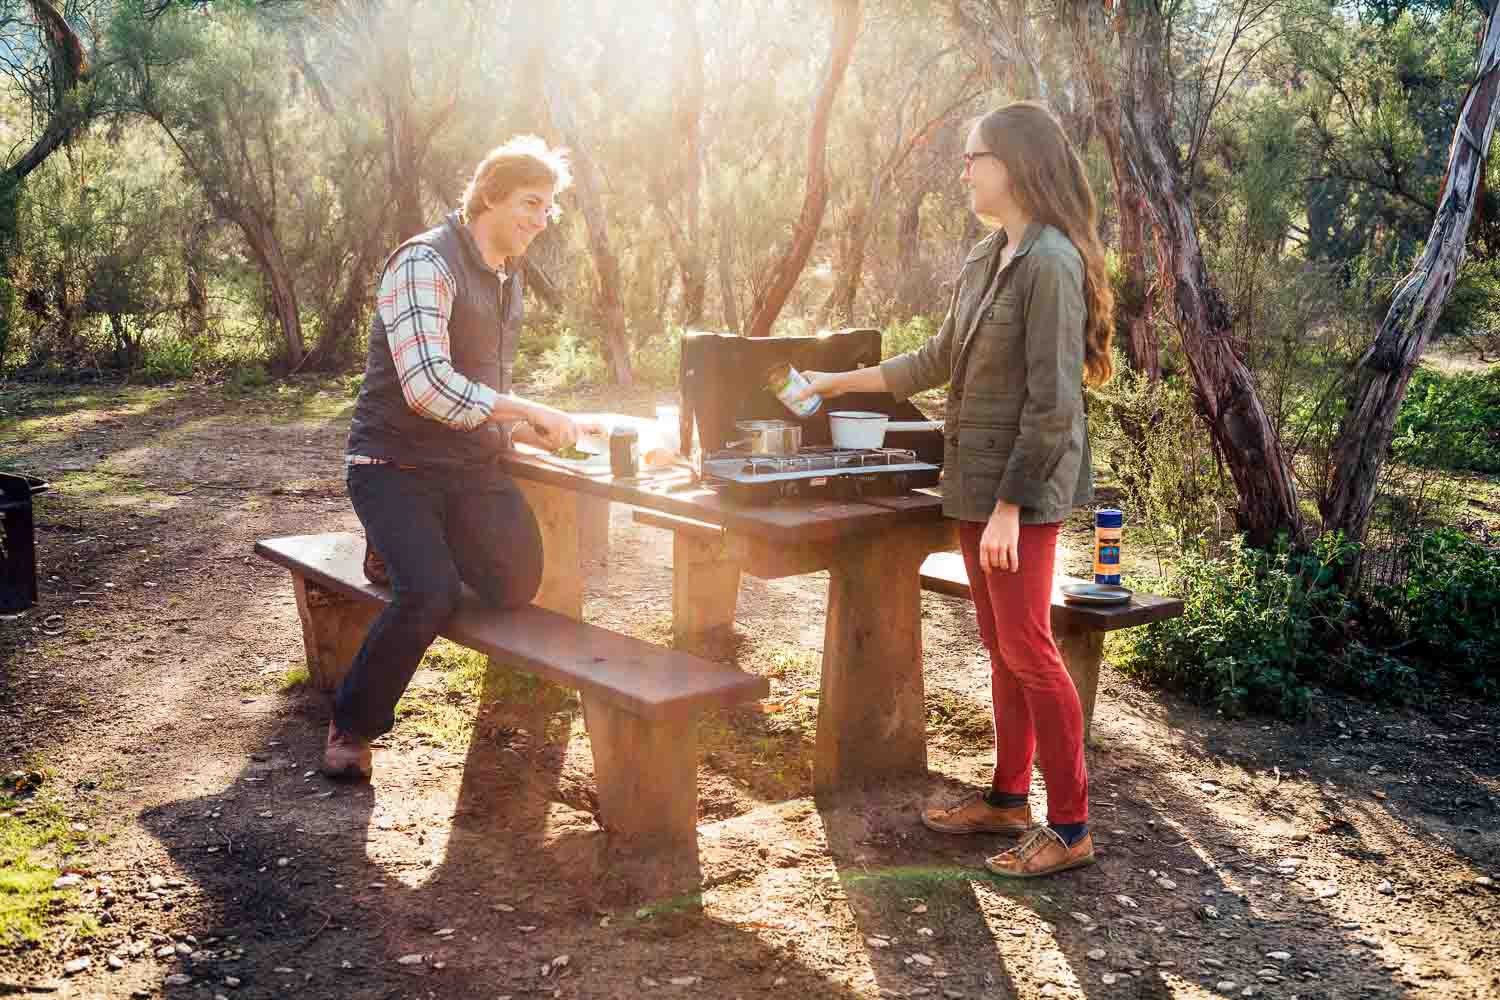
[2,378,1498,1000]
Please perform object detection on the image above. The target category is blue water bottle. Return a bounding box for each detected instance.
[1094,508,1123,585]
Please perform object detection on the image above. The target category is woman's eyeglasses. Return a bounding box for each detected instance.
[961,151,999,168]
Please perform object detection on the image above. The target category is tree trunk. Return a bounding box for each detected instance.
[236,206,305,367]
[1111,0,1301,548]
[745,0,862,338]
[1,0,90,369]
[1323,1,1500,564]
[542,77,633,384]
[671,0,707,327]
[820,194,873,328]
[1087,68,1159,381]
[183,216,210,339]
[718,203,741,334]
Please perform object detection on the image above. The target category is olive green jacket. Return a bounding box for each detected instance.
[880,223,1092,524]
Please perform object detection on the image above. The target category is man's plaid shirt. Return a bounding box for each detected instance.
[347,245,507,465]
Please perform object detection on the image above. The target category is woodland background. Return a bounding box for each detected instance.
[4,0,1500,716]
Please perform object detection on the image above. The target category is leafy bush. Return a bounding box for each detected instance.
[1391,365,1500,473]
[1121,535,1354,718]
[882,314,938,359]
[1372,527,1500,696]
[1087,364,1239,554]
[137,334,201,384]
[513,319,606,390]
[1122,527,1500,716]
[633,326,685,388]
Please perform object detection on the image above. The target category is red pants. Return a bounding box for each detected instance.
[958,520,1089,825]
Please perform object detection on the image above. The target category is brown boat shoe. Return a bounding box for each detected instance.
[321,721,372,780]
[363,543,390,586]
[985,826,1096,878]
[920,794,1035,836]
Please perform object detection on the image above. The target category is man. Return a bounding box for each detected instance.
[327,135,588,779]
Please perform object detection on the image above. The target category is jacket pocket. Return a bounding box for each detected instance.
[955,425,1016,511]
[984,290,1021,326]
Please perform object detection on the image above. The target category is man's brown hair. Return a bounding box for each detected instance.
[460,135,572,223]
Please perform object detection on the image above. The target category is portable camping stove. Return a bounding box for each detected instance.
[700,446,940,505]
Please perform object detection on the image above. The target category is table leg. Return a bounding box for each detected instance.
[512,478,588,620]
[815,531,933,792]
[579,494,610,565]
[672,532,740,652]
[291,575,379,692]
[1056,625,1104,745]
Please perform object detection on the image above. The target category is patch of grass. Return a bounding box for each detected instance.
[281,666,310,691]
[0,792,84,947]
[925,688,993,742]
[395,640,578,750]
[762,646,818,680]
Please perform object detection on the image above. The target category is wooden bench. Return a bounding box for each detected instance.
[632,510,1183,742]
[917,551,1183,741]
[254,532,768,845]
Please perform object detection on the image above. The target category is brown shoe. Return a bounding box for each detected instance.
[921,794,1035,835]
[985,827,1095,878]
[321,721,372,780]
[363,543,389,586]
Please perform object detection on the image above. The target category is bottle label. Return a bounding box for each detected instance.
[1094,526,1122,584]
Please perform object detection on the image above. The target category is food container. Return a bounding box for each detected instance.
[829,411,890,449]
[1094,508,1123,585]
[731,419,802,455]
[609,424,640,477]
[766,362,822,418]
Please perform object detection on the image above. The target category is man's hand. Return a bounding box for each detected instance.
[521,403,579,451]
[980,501,1021,574]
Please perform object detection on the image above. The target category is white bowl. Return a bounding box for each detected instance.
[829,411,890,449]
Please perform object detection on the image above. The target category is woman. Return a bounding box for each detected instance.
[800,102,1113,878]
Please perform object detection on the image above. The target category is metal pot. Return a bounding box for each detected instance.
[730,419,802,455]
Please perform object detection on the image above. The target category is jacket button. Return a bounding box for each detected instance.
[987,437,997,448]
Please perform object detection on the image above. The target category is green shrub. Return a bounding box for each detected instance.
[1372,527,1500,696]
[1122,527,1500,716]
[1391,365,1500,473]
[882,315,938,359]
[137,334,201,384]
[634,326,685,388]
[1121,534,1358,718]
[1087,364,1238,554]
[225,363,270,392]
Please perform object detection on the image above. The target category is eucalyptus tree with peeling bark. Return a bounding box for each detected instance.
[745,0,862,339]
[1065,0,1305,548]
[1322,0,1500,569]
[1,0,93,364]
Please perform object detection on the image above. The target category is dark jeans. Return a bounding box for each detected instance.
[335,463,544,738]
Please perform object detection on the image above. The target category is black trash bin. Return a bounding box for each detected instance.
[0,472,49,613]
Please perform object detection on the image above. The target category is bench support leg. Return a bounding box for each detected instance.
[581,697,698,844]
[672,533,740,652]
[815,530,934,792]
[291,575,379,692]
[493,481,592,728]
[1056,625,1104,745]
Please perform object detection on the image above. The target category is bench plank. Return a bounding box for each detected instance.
[255,533,768,721]
[918,551,1184,630]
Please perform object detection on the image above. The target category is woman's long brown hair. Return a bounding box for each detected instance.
[977,102,1114,386]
